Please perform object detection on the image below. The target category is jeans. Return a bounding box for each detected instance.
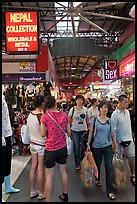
[92,145,114,194]
[71,130,87,167]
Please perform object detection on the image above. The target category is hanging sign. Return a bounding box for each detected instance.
[5,11,39,54]
[119,54,135,78]
[104,60,118,80]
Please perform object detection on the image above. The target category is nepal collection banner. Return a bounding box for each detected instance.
[5,11,39,54]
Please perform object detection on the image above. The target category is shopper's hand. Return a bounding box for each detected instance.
[112,142,118,154]
[86,143,90,151]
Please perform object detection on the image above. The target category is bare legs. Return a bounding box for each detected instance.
[45,163,68,202]
[29,153,44,196]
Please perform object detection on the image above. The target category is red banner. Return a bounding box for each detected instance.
[5,11,39,54]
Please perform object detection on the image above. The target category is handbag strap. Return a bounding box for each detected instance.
[47,112,66,135]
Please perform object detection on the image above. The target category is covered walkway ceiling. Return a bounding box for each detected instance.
[2,2,135,90]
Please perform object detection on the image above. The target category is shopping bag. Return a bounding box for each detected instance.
[21,125,30,144]
[112,154,126,189]
[87,150,98,180]
[80,151,94,187]
[66,135,73,155]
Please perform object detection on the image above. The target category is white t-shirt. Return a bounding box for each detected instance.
[111,108,133,143]
[27,112,45,146]
[2,94,12,139]
[68,106,88,132]
[88,106,99,119]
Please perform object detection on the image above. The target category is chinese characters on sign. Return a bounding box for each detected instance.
[119,54,135,78]
[5,11,39,54]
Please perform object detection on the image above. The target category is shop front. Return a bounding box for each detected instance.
[90,81,122,100]
[119,53,135,101]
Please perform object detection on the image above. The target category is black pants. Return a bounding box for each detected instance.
[2,136,12,184]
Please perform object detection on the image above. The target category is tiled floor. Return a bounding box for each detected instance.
[2,154,31,202]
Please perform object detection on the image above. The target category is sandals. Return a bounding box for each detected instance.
[130,176,135,186]
[38,194,45,200]
[59,193,68,202]
[107,193,115,200]
[75,166,81,170]
[95,180,102,186]
[30,191,39,198]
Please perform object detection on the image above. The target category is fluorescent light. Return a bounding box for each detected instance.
[71,65,77,70]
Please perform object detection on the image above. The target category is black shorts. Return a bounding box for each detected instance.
[44,146,68,168]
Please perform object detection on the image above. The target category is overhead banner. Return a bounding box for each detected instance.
[104,60,118,80]
[5,11,39,54]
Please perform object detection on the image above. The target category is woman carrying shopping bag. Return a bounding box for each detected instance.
[87,101,117,200]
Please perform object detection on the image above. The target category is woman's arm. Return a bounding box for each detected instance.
[87,124,94,149]
[40,123,47,137]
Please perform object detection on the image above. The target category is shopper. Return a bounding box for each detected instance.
[112,99,119,110]
[87,101,117,200]
[87,98,99,119]
[111,94,135,186]
[27,95,45,200]
[40,95,71,202]
[68,95,89,170]
[2,93,20,196]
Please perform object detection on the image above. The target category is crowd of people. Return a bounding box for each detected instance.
[2,91,135,202]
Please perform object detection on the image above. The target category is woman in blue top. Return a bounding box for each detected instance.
[87,101,117,200]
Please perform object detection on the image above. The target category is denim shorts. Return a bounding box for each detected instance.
[118,140,135,158]
[30,144,45,155]
[44,146,68,168]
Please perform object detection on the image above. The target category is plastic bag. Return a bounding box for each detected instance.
[80,151,94,187]
[66,135,73,155]
[113,154,126,189]
[21,125,30,144]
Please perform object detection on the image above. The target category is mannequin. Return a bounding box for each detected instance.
[2,93,20,195]
[43,80,52,96]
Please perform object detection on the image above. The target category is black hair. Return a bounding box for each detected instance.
[75,95,85,101]
[118,94,128,102]
[44,95,56,110]
[91,98,97,105]
[33,94,44,108]
[113,100,118,104]
[98,100,108,111]
[128,102,134,109]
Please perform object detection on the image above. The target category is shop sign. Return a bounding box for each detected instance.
[104,60,118,80]
[119,54,135,78]
[19,62,36,72]
[5,11,39,54]
[93,82,121,90]
[2,73,45,82]
[75,89,86,94]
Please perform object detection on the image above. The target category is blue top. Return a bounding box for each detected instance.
[89,117,112,148]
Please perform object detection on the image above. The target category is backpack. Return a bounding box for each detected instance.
[21,125,30,144]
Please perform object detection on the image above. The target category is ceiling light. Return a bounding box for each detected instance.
[71,65,77,70]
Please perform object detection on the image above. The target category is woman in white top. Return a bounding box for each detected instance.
[68,95,89,170]
[27,95,46,200]
[88,98,99,119]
